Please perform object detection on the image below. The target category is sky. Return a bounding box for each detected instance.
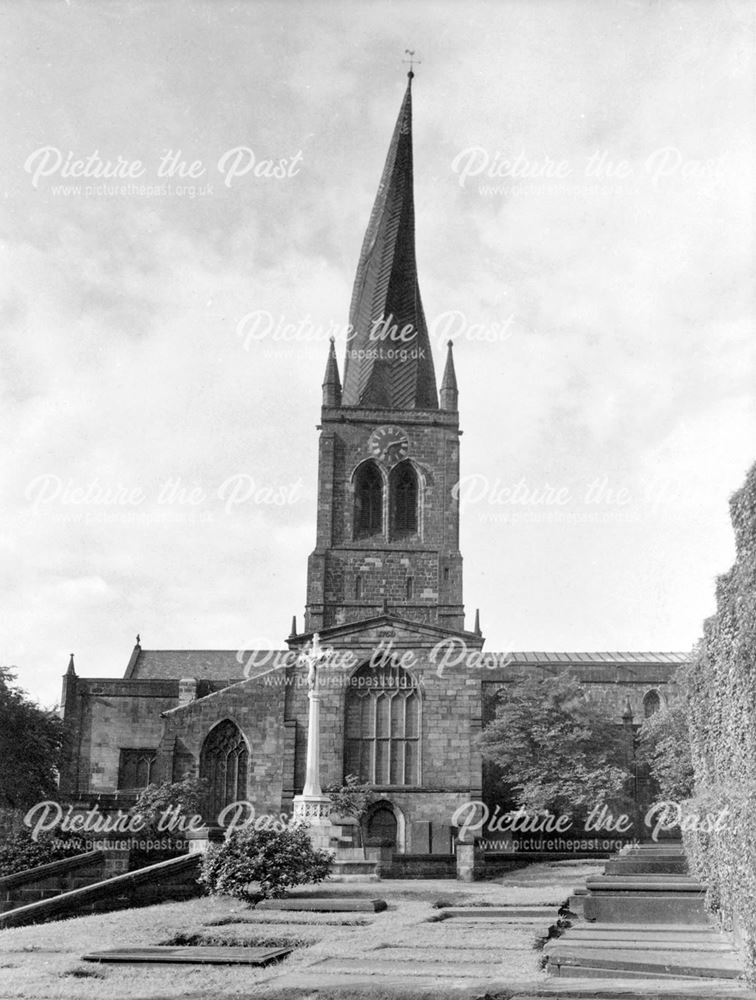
[1,0,754,708]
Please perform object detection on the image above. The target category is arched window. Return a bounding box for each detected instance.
[355,575,363,600]
[344,662,420,786]
[643,690,662,718]
[354,462,383,539]
[200,720,248,821]
[390,461,418,538]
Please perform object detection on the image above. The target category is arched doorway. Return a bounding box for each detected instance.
[364,802,398,849]
[200,719,249,822]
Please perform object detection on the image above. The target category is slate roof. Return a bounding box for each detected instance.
[124,647,689,681]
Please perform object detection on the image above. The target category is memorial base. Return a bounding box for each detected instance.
[292,794,333,852]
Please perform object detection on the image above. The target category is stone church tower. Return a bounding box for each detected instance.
[304,73,467,636]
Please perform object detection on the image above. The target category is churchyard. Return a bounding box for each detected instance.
[2,858,756,1000]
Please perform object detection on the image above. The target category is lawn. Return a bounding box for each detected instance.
[0,861,601,999]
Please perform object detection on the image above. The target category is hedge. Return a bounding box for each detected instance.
[684,461,756,980]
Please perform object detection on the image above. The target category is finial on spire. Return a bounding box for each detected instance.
[135,633,141,647]
[66,653,76,675]
[289,615,297,637]
[440,339,459,411]
[403,49,421,79]
[322,336,342,407]
[473,609,481,637]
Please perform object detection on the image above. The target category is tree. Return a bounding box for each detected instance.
[0,667,65,811]
[128,776,207,837]
[637,668,695,801]
[324,774,373,847]
[478,671,632,818]
[199,825,332,900]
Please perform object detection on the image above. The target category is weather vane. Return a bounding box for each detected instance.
[403,49,421,76]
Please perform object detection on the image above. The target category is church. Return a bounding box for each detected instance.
[58,73,685,855]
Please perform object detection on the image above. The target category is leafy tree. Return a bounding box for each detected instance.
[199,825,332,900]
[0,667,64,810]
[478,671,632,817]
[325,774,373,846]
[128,776,207,836]
[637,668,695,800]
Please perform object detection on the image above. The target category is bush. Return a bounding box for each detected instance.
[128,776,207,837]
[0,829,89,877]
[683,461,756,982]
[637,670,695,800]
[199,825,332,901]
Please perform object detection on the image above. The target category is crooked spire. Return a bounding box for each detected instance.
[342,74,438,410]
[322,336,342,407]
[439,340,458,411]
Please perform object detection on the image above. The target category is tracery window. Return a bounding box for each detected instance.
[344,662,420,785]
[200,720,248,820]
[117,749,157,791]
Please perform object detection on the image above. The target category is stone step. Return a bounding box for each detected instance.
[586,875,705,891]
[547,936,733,953]
[605,858,689,875]
[583,891,709,925]
[257,897,387,912]
[546,947,742,980]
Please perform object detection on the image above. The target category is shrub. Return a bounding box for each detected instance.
[128,776,207,837]
[683,461,756,981]
[0,829,89,877]
[324,774,373,846]
[199,825,332,900]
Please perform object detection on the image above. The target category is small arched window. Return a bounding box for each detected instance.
[391,461,418,538]
[355,575,363,600]
[643,690,662,718]
[354,462,383,539]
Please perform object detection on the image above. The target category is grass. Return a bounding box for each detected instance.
[0,861,602,998]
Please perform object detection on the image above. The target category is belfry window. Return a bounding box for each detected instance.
[354,462,383,539]
[200,720,248,820]
[390,461,418,538]
[344,662,420,786]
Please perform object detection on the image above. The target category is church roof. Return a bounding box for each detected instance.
[497,651,689,665]
[125,649,265,681]
[123,646,688,681]
[341,74,438,410]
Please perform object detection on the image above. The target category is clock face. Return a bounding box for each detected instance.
[368,425,409,465]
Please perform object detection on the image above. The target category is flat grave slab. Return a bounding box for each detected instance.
[257,897,387,912]
[81,945,291,966]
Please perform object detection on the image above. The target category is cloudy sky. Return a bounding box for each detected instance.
[1,0,754,708]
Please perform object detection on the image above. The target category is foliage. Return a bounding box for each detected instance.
[0,829,89,878]
[681,461,756,982]
[128,776,207,837]
[478,670,632,817]
[0,667,65,811]
[637,669,695,800]
[325,774,373,845]
[199,824,332,900]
